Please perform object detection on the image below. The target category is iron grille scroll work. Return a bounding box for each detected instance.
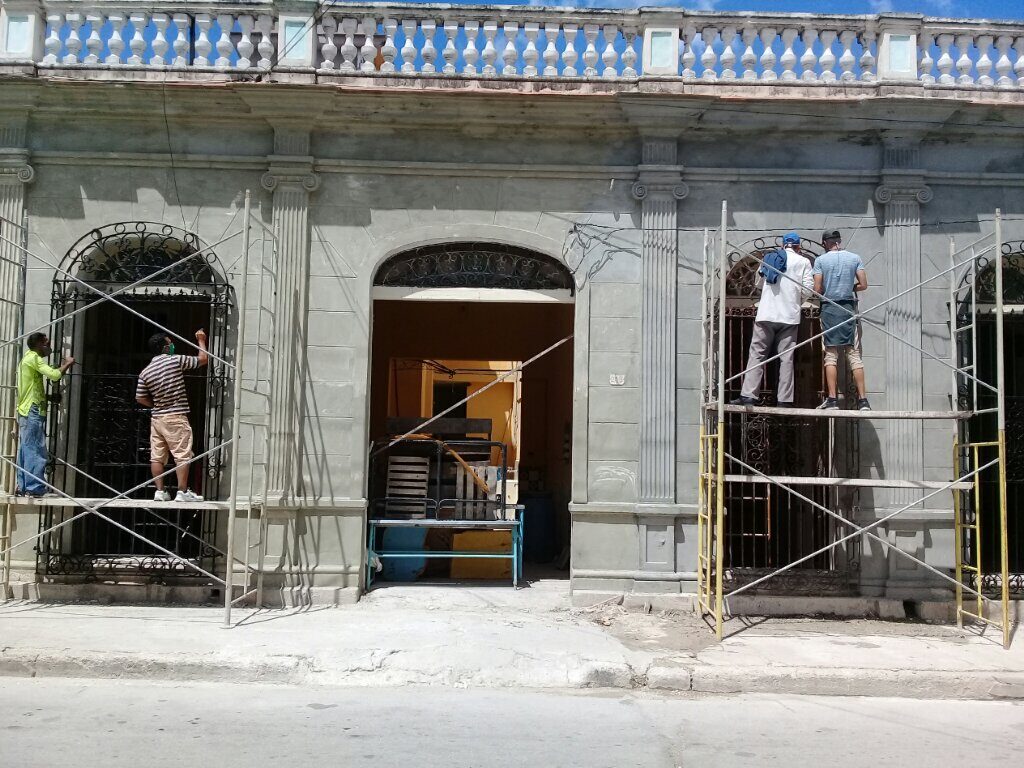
[719,235,859,595]
[43,222,233,580]
[960,241,1024,596]
[375,242,575,292]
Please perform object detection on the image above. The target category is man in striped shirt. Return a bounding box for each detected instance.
[136,329,208,502]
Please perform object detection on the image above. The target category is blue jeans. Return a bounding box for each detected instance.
[17,405,48,495]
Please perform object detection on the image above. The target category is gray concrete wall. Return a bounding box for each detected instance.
[4,79,1024,605]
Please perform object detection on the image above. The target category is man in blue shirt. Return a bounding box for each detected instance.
[812,230,870,410]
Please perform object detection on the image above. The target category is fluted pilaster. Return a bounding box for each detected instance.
[875,140,931,506]
[261,128,319,502]
[633,139,688,504]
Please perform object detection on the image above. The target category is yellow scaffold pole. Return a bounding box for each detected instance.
[714,201,728,639]
[994,210,1011,649]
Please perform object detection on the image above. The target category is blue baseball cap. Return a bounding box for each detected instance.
[782,232,800,245]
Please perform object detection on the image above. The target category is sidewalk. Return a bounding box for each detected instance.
[1,581,1021,700]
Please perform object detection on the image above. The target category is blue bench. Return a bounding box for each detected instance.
[366,507,524,589]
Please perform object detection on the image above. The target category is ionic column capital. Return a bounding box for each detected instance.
[874,181,932,205]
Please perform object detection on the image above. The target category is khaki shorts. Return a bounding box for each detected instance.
[823,323,864,371]
[150,413,194,465]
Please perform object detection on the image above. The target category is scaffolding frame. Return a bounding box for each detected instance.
[698,201,1013,648]
[0,191,274,628]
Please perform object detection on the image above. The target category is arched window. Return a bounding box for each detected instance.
[374,242,574,293]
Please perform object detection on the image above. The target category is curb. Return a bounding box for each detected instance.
[3,650,1022,700]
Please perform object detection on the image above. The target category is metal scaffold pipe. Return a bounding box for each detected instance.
[224,191,252,628]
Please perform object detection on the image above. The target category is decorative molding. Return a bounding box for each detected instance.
[260,169,320,192]
[631,180,689,201]
[0,163,34,184]
[874,182,932,205]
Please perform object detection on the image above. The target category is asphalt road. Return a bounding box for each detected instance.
[1,678,1022,767]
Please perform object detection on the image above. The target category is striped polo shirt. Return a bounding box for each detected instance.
[136,354,201,416]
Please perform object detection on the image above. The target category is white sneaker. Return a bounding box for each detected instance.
[175,489,204,502]
[153,490,172,502]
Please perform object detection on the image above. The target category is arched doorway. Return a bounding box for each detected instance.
[721,237,859,594]
[368,242,575,584]
[963,242,1024,597]
[41,223,232,579]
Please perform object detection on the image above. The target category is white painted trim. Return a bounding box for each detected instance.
[371,286,575,303]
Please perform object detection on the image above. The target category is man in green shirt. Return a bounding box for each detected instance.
[17,332,74,496]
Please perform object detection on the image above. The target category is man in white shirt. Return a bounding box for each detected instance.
[731,232,814,408]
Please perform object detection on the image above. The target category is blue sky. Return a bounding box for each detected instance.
[401,1,1022,23]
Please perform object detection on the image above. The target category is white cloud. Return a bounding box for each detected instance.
[869,0,894,11]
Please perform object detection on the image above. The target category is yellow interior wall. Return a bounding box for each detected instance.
[386,358,520,467]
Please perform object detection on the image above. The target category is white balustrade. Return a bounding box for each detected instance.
[582,24,599,78]
[779,28,798,81]
[14,4,1022,89]
[319,16,339,71]
[359,17,377,73]
[601,25,618,79]
[719,26,736,80]
[681,24,697,80]
[63,13,83,66]
[503,22,519,76]
[701,27,718,81]
[800,29,818,81]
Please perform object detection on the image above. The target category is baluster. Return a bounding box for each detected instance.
[582,24,599,78]
[819,30,837,82]
[359,18,378,73]
[542,23,559,76]
[800,28,819,81]
[107,15,128,65]
[84,14,104,65]
[1016,36,1024,86]
[955,34,974,84]
[318,16,337,70]
[255,15,274,70]
[463,21,480,75]
[918,33,934,84]
[441,21,458,75]
[374,19,394,72]
[216,15,236,69]
[837,30,855,82]
[681,24,697,80]
[234,15,253,69]
[399,20,417,73]
[502,22,519,75]
[420,19,437,73]
[860,30,876,82]
[975,34,993,86]
[760,28,778,81]
[481,21,499,76]
[740,26,757,80]
[381,18,398,73]
[700,26,718,80]
[719,26,737,80]
[63,13,83,65]
[994,35,1013,88]
[562,23,578,77]
[600,25,618,78]
[152,14,170,65]
[524,23,541,77]
[621,26,639,78]
[780,27,798,81]
[195,14,213,67]
[128,13,148,66]
[43,13,62,66]
[935,33,954,84]
[170,14,188,68]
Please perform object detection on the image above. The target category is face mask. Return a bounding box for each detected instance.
[166,343,175,355]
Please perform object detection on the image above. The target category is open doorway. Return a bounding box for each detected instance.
[369,297,574,584]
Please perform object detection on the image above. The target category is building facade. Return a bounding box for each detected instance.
[1,2,1023,608]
